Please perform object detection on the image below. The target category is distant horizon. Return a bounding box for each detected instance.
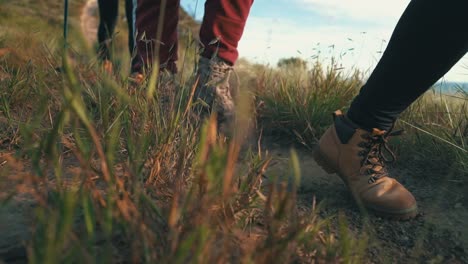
[181,0,468,83]
[433,81,468,93]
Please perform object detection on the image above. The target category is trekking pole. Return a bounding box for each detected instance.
[63,0,69,49]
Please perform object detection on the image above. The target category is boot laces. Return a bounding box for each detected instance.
[196,59,231,103]
[360,127,404,184]
[199,58,231,85]
[207,63,232,93]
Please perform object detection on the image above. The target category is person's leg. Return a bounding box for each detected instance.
[124,0,136,56]
[347,0,468,131]
[200,0,254,65]
[195,0,254,132]
[97,0,119,60]
[131,0,180,75]
[314,0,467,219]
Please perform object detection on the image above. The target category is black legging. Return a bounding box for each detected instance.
[348,0,468,131]
[97,0,135,60]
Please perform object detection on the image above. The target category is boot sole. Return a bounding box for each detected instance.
[366,204,418,220]
[312,146,418,220]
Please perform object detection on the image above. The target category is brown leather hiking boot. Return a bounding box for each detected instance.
[313,110,418,220]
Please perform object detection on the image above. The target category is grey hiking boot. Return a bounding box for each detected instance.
[194,57,235,132]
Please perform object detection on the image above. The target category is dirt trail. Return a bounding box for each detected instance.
[1,6,99,260]
[266,144,468,262]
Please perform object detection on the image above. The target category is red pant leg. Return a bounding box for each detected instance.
[200,0,254,65]
[132,0,179,74]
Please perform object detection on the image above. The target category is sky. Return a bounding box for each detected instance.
[181,0,468,82]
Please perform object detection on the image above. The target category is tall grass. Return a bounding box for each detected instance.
[255,59,467,175]
[396,89,468,176]
[1,47,368,262]
[256,60,362,147]
[0,3,367,261]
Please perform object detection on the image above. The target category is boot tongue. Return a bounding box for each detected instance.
[334,114,359,144]
[333,111,386,144]
[341,115,360,130]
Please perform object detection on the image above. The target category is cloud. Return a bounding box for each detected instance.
[239,17,391,72]
[238,16,468,82]
[180,0,468,82]
[298,0,410,25]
